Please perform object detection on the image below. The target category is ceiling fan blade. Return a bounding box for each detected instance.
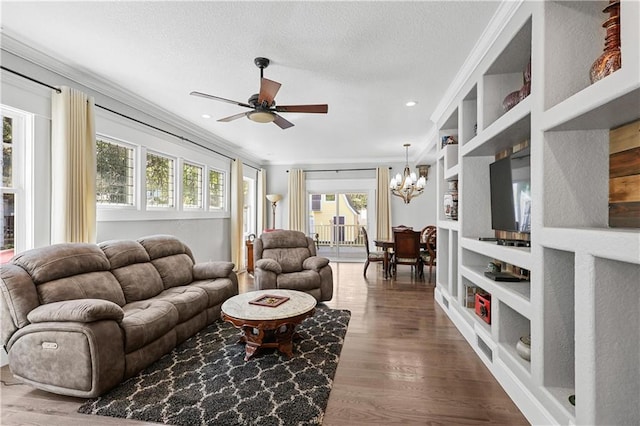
[190,91,252,108]
[275,104,328,114]
[217,112,249,122]
[258,78,281,105]
[273,113,294,129]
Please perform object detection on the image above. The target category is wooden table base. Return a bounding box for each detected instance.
[223,309,315,361]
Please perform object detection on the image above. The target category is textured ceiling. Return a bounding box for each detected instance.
[1,1,500,166]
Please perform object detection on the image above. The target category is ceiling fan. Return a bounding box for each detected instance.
[190,57,328,129]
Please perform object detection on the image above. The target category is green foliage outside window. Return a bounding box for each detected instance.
[146,153,173,207]
[2,116,12,187]
[96,139,134,205]
[209,170,224,210]
[346,193,367,214]
[183,163,202,208]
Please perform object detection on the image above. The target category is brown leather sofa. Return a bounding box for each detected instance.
[0,235,237,398]
[253,230,333,302]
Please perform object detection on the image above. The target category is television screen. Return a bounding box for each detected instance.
[489,148,531,233]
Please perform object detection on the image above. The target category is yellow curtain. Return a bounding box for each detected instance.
[51,86,96,244]
[257,168,267,233]
[231,159,244,271]
[376,167,392,241]
[287,168,306,232]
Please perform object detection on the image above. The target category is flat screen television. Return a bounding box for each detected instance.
[489,148,531,233]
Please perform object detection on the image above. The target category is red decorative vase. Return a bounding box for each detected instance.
[590,0,621,84]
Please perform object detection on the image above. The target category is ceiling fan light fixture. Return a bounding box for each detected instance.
[247,110,276,123]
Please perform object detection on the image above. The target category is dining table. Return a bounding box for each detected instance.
[374,235,430,279]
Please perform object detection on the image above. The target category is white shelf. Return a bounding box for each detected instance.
[437,219,459,231]
[499,341,531,377]
[460,265,531,319]
[543,74,639,132]
[461,237,532,270]
[444,164,459,180]
[432,1,638,424]
[461,96,531,157]
[540,226,640,264]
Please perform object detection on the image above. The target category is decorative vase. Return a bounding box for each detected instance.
[519,58,531,101]
[443,180,458,220]
[502,89,521,112]
[590,0,621,84]
[516,335,531,361]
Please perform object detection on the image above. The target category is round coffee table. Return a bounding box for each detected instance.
[221,289,317,361]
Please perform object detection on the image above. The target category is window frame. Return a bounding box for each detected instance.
[1,105,34,255]
[145,149,177,211]
[95,135,137,209]
[95,109,231,222]
[181,159,204,210]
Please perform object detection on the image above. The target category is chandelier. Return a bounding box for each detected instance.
[389,143,427,204]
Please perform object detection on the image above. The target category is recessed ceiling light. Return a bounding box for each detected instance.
[405,101,417,107]
[201,114,211,119]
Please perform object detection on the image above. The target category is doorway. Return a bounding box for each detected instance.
[308,192,368,262]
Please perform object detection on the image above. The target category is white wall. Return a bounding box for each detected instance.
[264,161,438,235]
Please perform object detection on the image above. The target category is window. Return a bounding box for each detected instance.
[146,152,174,208]
[182,162,203,209]
[311,194,321,211]
[1,105,33,261]
[208,169,225,210]
[2,115,15,258]
[325,194,335,202]
[96,138,135,206]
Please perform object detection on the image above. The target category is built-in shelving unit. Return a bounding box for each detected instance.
[432,1,640,425]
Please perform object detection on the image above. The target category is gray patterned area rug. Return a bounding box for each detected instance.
[78,306,350,425]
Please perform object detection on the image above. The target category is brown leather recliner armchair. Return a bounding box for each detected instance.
[253,230,333,302]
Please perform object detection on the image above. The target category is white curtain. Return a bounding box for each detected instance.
[376,167,392,241]
[257,168,267,233]
[231,159,244,271]
[288,168,306,232]
[51,86,96,244]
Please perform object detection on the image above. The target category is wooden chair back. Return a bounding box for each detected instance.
[393,229,421,262]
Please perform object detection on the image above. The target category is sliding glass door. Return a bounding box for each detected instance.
[308,192,368,261]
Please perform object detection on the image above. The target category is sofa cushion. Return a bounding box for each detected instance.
[193,261,235,280]
[262,248,311,273]
[99,240,150,269]
[12,243,109,284]
[111,263,164,303]
[152,254,194,289]
[151,286,208,323]
[277,270,321,291]
[27,299,124,323]
[260,230,309,249]
[120,300,179,353]
[138,235,194,262]
[191,278,237,308]
[0,264,40,329]
[37,271,126,307]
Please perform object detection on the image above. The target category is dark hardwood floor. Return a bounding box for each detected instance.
[1,262,529,425]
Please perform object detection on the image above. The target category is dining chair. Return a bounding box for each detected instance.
[420,225,436,244]
[361,227,385,277]
[390,228,422,278]
[420,227,437,282]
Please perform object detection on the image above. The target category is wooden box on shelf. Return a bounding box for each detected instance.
[609,119,640,227]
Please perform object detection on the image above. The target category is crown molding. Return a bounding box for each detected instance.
[429,0,523,126]
[1,32,264,166]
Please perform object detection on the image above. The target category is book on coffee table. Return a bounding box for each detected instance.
[249,294,290,307]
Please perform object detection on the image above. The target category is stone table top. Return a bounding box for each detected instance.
[221,289,317,321]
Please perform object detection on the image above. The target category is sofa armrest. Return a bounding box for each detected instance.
[193,261,235,279]
[255,258,282,274]
[303,256,330,271]
[27,299,124,324]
